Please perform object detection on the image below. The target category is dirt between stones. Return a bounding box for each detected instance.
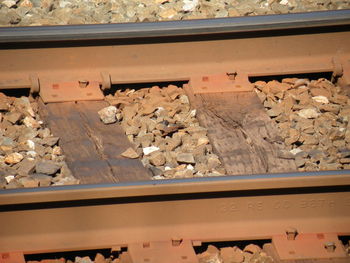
[98,84,226,179]
[0,93,79,189]
[254,77,350,172]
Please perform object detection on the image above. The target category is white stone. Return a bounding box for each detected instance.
[125,89,135,95]
[312,95,329,104]
[28,108,35,117]
[189,109,196,117]
[279,0,289,5]
[52,146,62,155]
[152,175,165,180]
[75,256,93,263]
[194,172,204,177]
[155,107,165,116]
[186,164,194,170]
[59,0,72,8]
[290,148,302,155]
[297,108,320,119]
[27,151,37,158]
[5,175,15,183]
[23,116,40,128]
[26,139,35,150]
[164,166,172,171]
[2,0,16,8]
[183,0,198,12]
[98,106,117,124]
[179,94,190,104]
[208,172,222,176]
[143,146,160,155]
[116,112,123,121]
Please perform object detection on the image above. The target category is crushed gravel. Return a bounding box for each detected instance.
[0,92,79,189]
[99,84,226,179]
[0,0,349,27]
[25,243,273,262]
[254,77,350,172]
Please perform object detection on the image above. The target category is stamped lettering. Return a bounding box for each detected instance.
[299,199,336,209]
[218,202,239,214]
[273,200,292,209]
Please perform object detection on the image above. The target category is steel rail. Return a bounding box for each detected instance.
[0,11,350,261]
[0,171,350,254]
[0,10,349,43]
[0,170,349,205]
[1,25,349,100]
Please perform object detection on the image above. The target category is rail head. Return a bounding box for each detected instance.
[1,170,349,207]
[1,170,350,255]
[0,10,350,43]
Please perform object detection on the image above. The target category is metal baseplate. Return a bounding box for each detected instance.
[123,239,199,263]
[189,72,253,94]
[39,80,104,103]
[265,232,349,263]
[38,71,111,103]
[0,252,25,263]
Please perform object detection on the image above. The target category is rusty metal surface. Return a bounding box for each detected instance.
[128,240,198,263]
[0,171,349,254]
[263,243,350,263]
[0,30,349,99]
[40,80,104,102]
[0,252,25,263]
[272,233,347,260]
[189,73,253,94]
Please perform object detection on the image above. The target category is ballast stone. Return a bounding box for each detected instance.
[176,152,195,164]
[121,147,139,159]
[255,77,350,172]
[35,160,61,175]
[297,108,319,119]
[101,84,226,179]
[31,173,52,187]
[4,152,23,164]
[98,106,117,124]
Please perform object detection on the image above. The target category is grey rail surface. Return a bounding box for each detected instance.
[0,10,349,43]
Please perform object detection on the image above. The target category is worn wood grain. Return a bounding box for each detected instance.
[38,100,151,184]
[184,86,296,175]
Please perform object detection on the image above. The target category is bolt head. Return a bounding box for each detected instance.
[324,242,336,252]
[172,237,183,246]
[285,227,298,240]
[78,80,89,88]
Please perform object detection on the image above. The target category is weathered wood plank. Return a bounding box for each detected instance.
[184,86,296,175]
[38,100,151,184]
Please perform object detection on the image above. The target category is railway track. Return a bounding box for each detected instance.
[1,10,350,262]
